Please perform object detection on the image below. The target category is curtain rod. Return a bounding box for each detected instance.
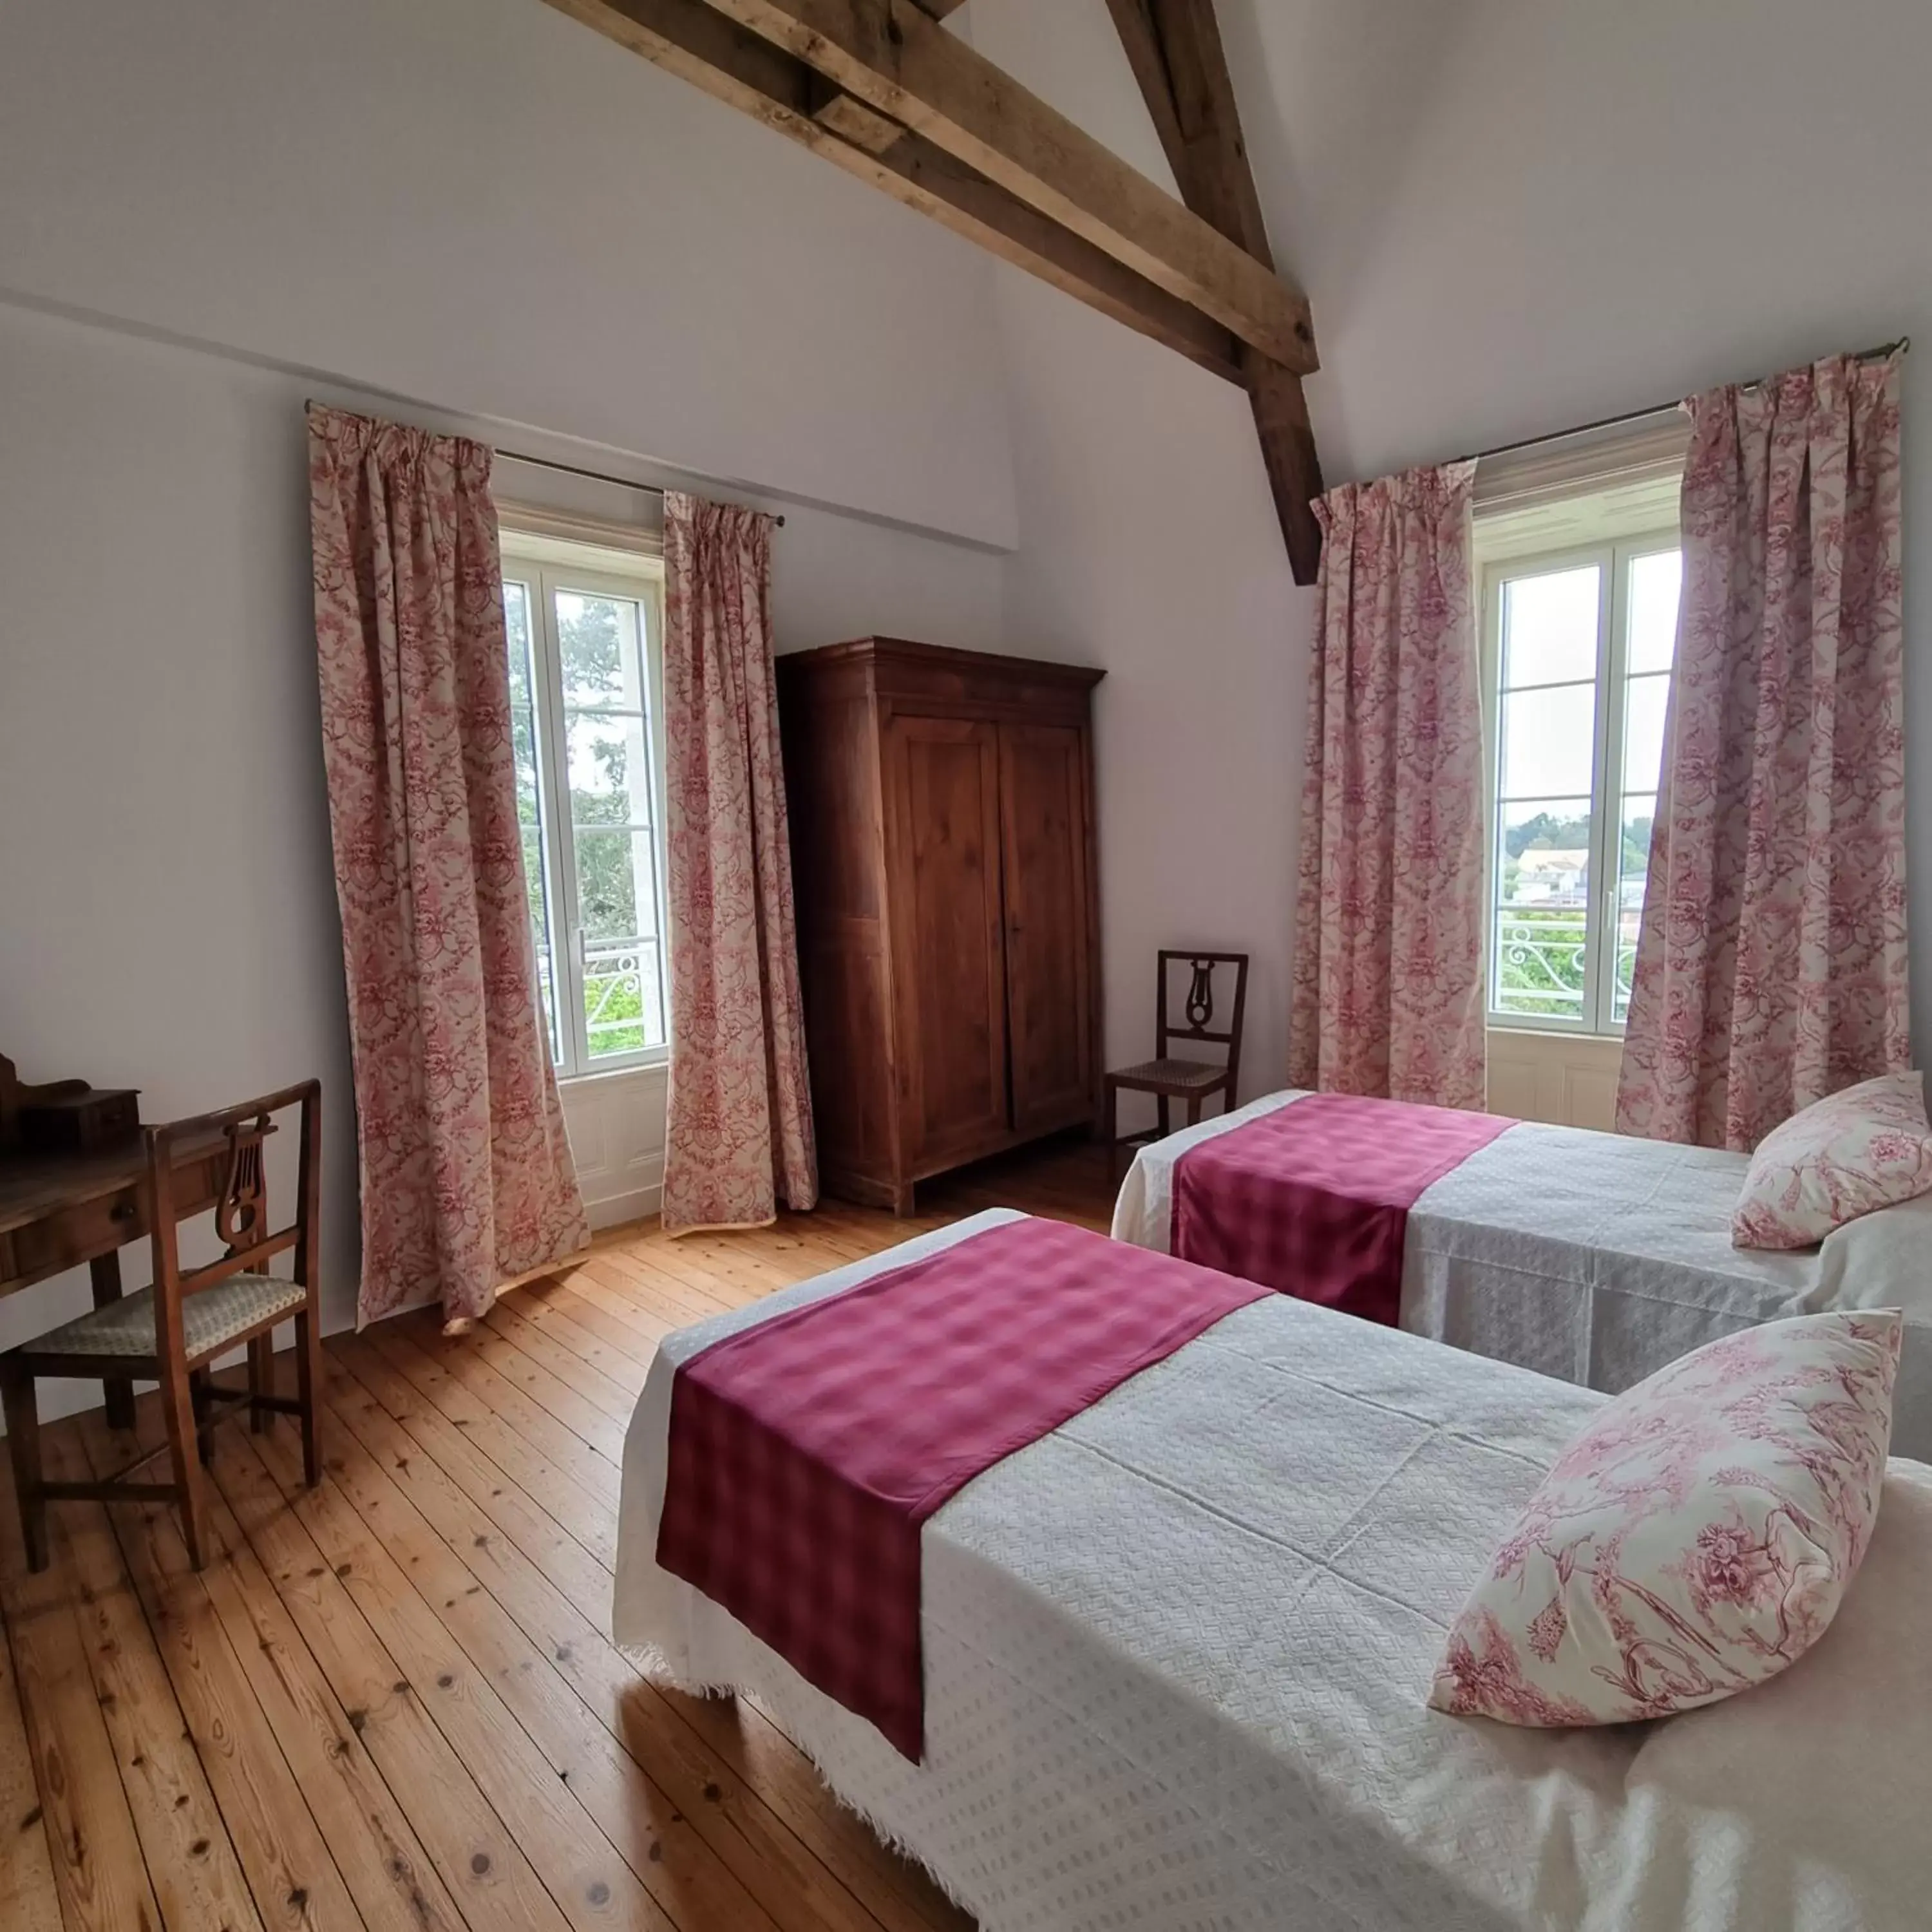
[493,446,786,527]
[1459,336,1910,469]
[301,401,786,526]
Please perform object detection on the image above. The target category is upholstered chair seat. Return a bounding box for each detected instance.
[31,1274,308,1360]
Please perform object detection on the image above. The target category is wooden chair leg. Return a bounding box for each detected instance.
[160,1361,208,1571]
[188,1367,215,1467]
[88,1252,137,1432]
[247,1336,274,1434]
[1104,1082,1120,1180]
[0,1361,48,1575]
[295,1311,323,1488]
[1156,1095,1171,1139]
[1186,1094,1203,1128]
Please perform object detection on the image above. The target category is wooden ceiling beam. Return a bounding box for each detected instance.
[696,0,1318,375]
[1104,0,1324,582]
[542,0,1246,382]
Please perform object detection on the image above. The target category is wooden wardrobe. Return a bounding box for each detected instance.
[776,638,1104,1213]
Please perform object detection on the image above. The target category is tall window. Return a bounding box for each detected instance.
[1481,534,1681,1034]
[501,531,669,1075]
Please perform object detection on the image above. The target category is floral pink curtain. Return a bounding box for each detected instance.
[308,405,587,1329]
[661,492,817,1233]
[1616,354,1909,1150]
[1289,460,1486,1109]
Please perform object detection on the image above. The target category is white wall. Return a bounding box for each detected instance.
[0,0,1013,1418]
[0,308,358,1414]
[0,0,1014,548]
[993,281,1307,1119]
[970,1,1312,1118]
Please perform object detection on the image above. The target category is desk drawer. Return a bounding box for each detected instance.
[6,1185,144,1283]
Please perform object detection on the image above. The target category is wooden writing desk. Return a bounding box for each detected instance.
[0,1126,270,1428]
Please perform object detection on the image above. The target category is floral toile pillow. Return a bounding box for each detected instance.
[1429,1309,1901,1727]
[1732,1072,1932,1251]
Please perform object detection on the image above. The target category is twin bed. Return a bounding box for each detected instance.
[614,1101,1932,1931]
[1116,1087,1932,1460]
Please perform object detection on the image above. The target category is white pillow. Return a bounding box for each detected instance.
[1429,1309,1900,1727]
[1733,1072,1932,1251]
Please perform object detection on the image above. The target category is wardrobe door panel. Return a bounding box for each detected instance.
[885,714,1011,1168]
[780,679,898,1204]
[999,721,1096,1136]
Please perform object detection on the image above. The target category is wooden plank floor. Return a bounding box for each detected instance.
[1,1139,1115,1932]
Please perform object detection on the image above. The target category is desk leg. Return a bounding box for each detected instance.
[90,1251,137,1431]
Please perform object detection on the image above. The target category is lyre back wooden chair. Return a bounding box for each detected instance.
[0,1081,323,1572]
[1103,952,1249,1180]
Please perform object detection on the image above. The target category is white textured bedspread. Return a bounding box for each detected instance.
[1113,1090,1932,1460]
[614,1210,1932,1932]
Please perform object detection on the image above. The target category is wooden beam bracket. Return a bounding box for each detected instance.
[806,73,905,156]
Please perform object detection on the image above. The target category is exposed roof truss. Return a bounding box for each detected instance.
[541,0,1325,580]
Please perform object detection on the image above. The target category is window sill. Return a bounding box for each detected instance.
[1486,1023,1626,1048]
[559,1056,669,1091]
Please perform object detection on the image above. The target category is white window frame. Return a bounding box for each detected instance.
[1479,526,1680,1039]
[500,534,670,1079]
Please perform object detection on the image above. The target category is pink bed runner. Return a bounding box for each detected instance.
[654,1216,1267,1758]
[1173,1092,1514,1325]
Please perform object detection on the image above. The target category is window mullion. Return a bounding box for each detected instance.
[1480,563,1503,1018]
[1578,547,1616,1036]
[1595,545,1633,1034]
[504,573,560,1071]
[535,565,589,1077]
[641,579,671,1048]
